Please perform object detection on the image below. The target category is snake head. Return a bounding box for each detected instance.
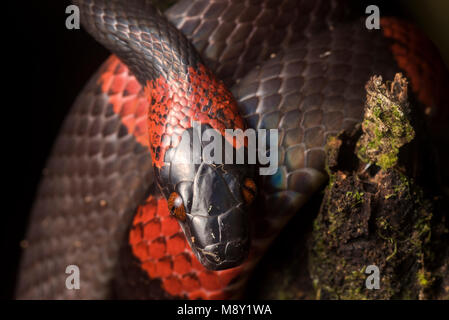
[155,125,257,270]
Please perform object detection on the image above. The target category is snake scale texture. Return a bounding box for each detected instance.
[16,0,449,299]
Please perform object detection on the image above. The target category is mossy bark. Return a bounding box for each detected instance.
[247,74,448,300]
[309,74,448,299]
[356,74,415,169]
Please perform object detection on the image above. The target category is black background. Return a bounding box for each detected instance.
[3,0,108,299]
[1,0,445,300]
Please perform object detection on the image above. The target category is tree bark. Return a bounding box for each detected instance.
[247,74,449,300]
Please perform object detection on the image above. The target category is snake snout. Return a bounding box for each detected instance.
[200,238,250,270]
[189,205,250,270]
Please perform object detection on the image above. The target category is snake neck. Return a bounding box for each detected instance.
[73,0,201,85]
[74,0,246,168]
[144,63,247,168]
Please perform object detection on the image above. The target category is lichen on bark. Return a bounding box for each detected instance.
[356,74,415,170]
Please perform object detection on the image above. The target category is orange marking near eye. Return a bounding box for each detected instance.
[242,188,254,204]
[242,177,257,204]
[167,192,186,222]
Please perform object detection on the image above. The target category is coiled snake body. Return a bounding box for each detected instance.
[16,0,449,299]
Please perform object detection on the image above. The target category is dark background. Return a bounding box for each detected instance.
[2,0,448,299]
[3,0,108,299]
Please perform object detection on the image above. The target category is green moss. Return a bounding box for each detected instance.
[346,191,365,207]
[340,267,368,300]
[373,105,382,118]
[385,240,398,262]
[312,142,434,299]
[309,75,440,300]
[356,75,415,170]
[377,153,398,170]
[417,269,432,288]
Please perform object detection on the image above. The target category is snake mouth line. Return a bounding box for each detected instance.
[195,239,250,271]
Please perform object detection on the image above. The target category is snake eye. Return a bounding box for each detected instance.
[242,177,257,205]
[168,192,186,221]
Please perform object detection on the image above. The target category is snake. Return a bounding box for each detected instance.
[16,0,449,299]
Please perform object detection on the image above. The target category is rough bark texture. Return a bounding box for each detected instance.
[247,74,449,300]
[310,75,449,299]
